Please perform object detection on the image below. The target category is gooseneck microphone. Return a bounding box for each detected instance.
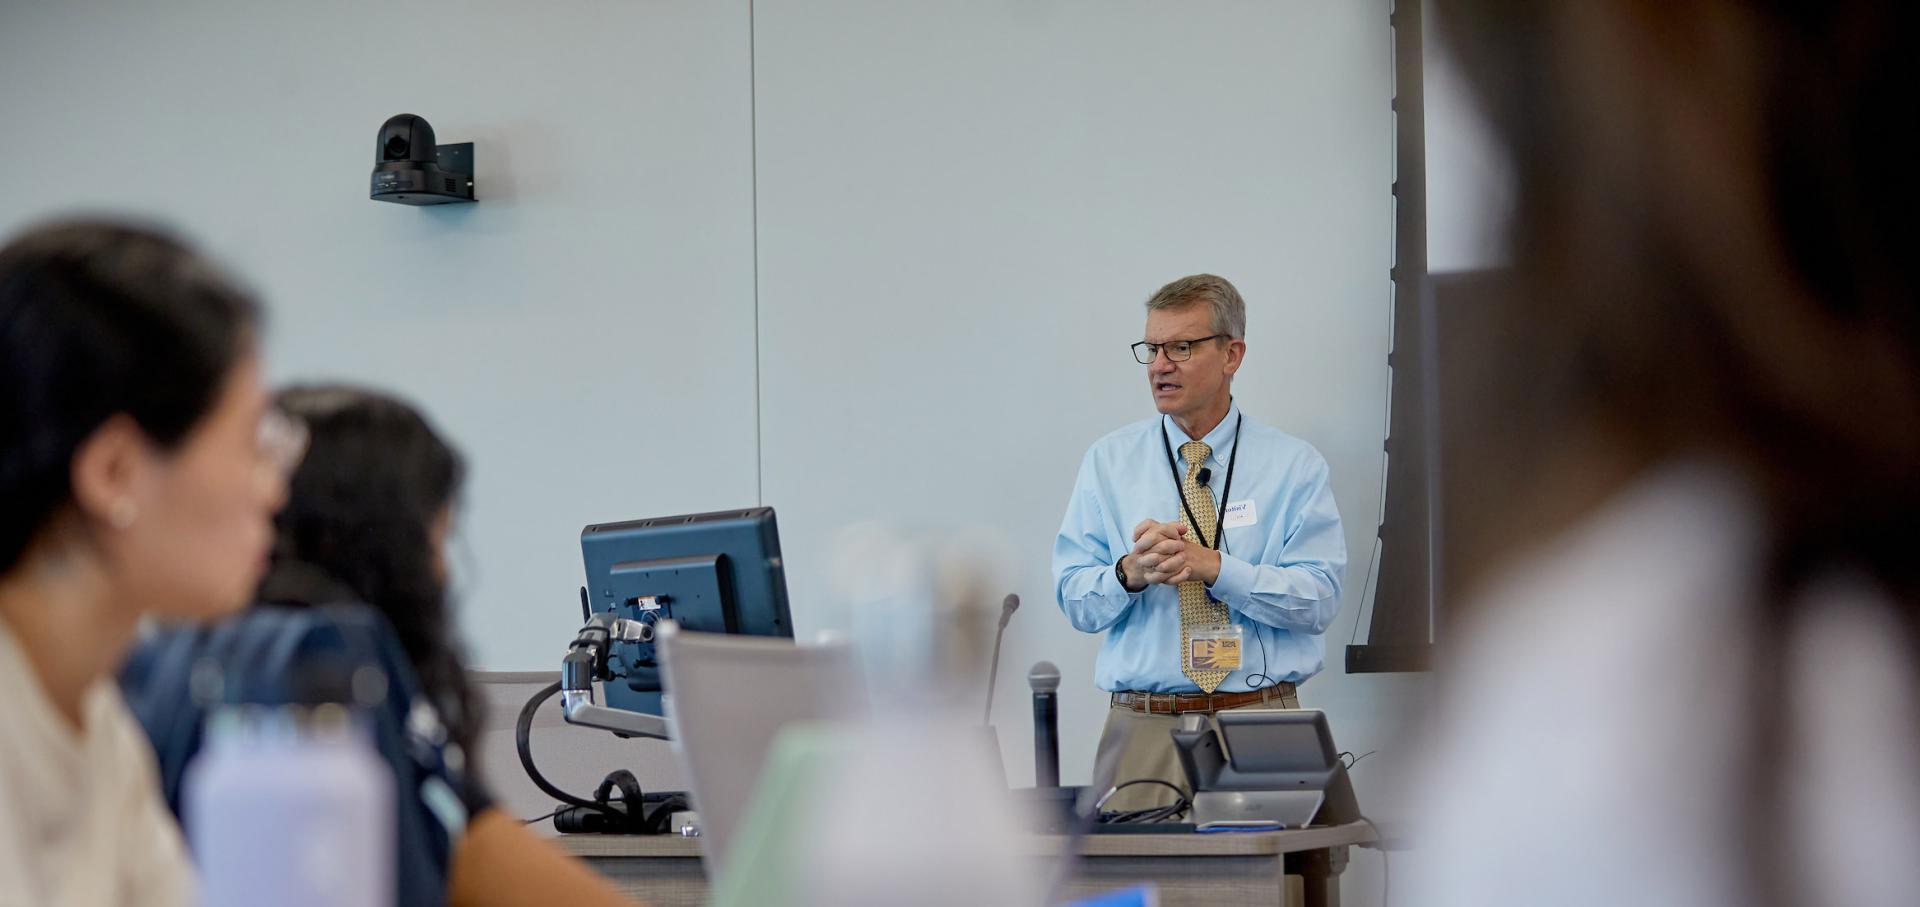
[1029,660,1061,788]
[982,594,1021,725]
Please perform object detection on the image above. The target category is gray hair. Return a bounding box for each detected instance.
[1144,273,1246,339]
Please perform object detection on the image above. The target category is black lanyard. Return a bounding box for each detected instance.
[1160,410,1243,553]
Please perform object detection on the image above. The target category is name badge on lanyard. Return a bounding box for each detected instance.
[1190,624,1244,672]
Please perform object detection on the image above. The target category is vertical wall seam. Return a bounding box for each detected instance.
[750,0,764,505]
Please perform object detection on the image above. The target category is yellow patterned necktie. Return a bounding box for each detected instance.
[1177,440,1232,693]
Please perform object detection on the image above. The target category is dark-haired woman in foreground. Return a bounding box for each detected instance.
[0,221,292,905]
[126,384,637,906]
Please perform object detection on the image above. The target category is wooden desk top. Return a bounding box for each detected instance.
[551,820,1377,860]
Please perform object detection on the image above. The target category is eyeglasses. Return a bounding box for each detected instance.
[1132,335,1225,364]
[257,408,309,480]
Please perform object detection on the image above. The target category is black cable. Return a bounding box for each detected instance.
[1245,627,1277,690]
[1143,801,1188,822]
[1124,801,1190,824]
[1348,369,1393,651]
[1097,778,1193,825]
[515,680,622,820]
[1105,778,1190,805]
[1105,802,1190,824]
[1347,536,1384,649]
[524,793,633,826]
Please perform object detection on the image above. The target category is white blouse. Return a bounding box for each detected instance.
[0,621,195,907]
[1406,463,1920,906]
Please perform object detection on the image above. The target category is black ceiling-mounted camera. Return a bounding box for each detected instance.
[370,114,476,205]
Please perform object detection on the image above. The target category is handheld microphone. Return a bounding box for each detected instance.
[982,594,1020,725]
[1029,660,1061,788]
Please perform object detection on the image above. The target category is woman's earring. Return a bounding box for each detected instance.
[109,498,138,530]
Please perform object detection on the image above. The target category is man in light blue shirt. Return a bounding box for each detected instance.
[1053,274,1345,811]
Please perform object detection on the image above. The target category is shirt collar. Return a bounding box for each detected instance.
[1161,401,1240,471]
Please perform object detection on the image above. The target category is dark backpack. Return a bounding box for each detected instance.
[120,604,482,907]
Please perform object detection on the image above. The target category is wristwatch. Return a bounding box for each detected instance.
[1115,556,1142,593]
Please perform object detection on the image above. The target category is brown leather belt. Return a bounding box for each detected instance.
[1111,683,1296,715]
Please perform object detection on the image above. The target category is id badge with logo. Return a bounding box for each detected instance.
[1189,623,1244,673]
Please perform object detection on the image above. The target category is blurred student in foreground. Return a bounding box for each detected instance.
[1412,2,1920,905]
[123,385,639,906]
[0,221,289,905]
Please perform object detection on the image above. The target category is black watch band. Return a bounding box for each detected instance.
[1116,556,1140,593]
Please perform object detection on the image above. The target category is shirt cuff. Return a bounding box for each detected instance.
[1207,551,1256,608]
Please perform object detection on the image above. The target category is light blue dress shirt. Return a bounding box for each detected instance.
[1052,403,1346,693]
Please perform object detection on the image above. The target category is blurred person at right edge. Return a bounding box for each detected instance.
[1408,3,1920,906]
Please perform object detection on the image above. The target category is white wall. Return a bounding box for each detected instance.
[0,0,762,669]
[4,2,1410,901]
[755,0,1400,781]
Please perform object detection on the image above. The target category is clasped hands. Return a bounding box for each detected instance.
[1119,519,1221,591]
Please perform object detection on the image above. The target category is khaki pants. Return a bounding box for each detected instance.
[1094,686,1301,813]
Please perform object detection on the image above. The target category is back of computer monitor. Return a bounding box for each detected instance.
[580,507,793,715]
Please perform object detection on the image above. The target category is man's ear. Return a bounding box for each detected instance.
[1223,338,1247,378]
[69,414,156,532]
